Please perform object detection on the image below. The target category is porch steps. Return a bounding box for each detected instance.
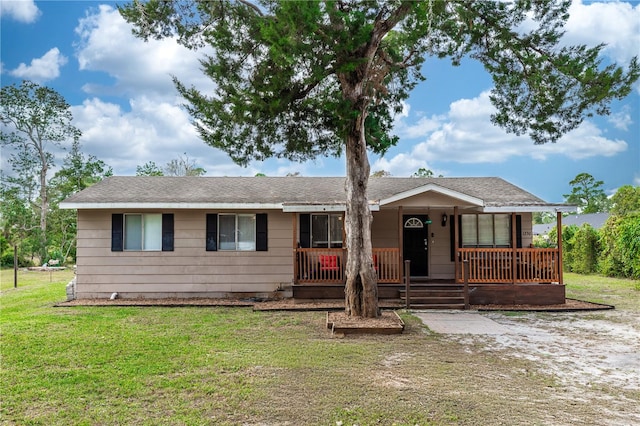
[399,285,466,310]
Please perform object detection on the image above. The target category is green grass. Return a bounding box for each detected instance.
[564,272,640,311]
[1,268,638,425]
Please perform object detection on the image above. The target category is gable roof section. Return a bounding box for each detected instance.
[60,176,570,211]
[378,183,484,207]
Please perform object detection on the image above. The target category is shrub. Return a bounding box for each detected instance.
[617,214,640,279]
[599,213,640,279]
[558,225,578,272]
[532,234,554,248]
[46,250,65,267]
[599,215,625,277]
[0,249,31,268]
[570,224,600,274]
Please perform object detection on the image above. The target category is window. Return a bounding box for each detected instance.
[311,214,343,248]
[205,213,268,252]
[125,214,162,250]
[219,214,256,251]
[461,214,511,248]
[111,213,173,252]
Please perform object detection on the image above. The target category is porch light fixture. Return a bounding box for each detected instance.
[441,213,447,227]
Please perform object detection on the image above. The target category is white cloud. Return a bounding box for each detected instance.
[8,47,67,82]
[564,0,640,67]
[394,115,444,140]
[71,97,244,176]
[74,5,214,101]
[0,0,40,23]
[375,91,628,176]
[607,106,633,131]
[68,5,241,176]
[372,153,432,177]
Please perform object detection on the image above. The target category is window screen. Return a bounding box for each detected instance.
[124,214,162,251]
[124,214,142,250]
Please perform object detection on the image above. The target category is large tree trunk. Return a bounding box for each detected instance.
[344,112,379,318]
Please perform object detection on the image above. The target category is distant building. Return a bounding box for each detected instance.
[533,212,610,236]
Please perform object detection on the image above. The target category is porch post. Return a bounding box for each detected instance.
[557,211,563,285]
[511,212,517,285]
[454,206,459,282]
[398,206,404,278]
[292,213,298,284]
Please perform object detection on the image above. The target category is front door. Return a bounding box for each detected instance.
[403,215,429,276]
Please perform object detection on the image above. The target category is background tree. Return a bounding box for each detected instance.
[371,170,392,178]
[412,167,443,178]
[564,172,610,213]
[164,153,206,176]
[609,185,640,216]
[413,168,434,178]
[49,141,113,199]
[1,81,82,261]
[0,179,39,265]
[48,141,113,262]
[532,211,556,225]
[136,161,165,176]
[121,0,639,318]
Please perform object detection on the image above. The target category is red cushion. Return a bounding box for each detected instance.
[319,255,339,270]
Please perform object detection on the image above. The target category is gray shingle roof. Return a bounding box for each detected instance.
[60,176,556,209]
[533,212,610,235]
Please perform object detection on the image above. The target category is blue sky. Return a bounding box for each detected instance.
[1,0,638,203]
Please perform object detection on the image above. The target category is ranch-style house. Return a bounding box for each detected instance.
[61,176,573,307]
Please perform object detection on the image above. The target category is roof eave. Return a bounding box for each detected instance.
[282,203,380,212]
[59,202,284,210]
[380,183,484,207]
[483,204,576,213]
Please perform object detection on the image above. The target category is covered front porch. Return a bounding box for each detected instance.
[294,246,562,285]
[291,202,568,306]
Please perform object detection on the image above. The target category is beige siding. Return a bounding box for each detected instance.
[75,209,293,299]
[75,206,535,298]
[521,212,533,247]
[371,209,398,248]
[425,209,455,278]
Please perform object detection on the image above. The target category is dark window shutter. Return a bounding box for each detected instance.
[112,214,123,252]
[299,214,311,248]
[449,215,455,261]
[206,214,218,251]
[256,213,268,251]
[516,215,522,248]
[162,214,174,251]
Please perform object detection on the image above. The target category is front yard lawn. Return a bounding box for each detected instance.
[1,268,638,425]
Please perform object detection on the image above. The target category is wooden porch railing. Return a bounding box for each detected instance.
[294,247,401,284]
[457,248,560,283]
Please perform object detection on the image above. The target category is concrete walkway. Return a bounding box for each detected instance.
[413,311,513,335]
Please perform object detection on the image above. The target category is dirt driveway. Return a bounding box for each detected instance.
[437,308,640,425]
